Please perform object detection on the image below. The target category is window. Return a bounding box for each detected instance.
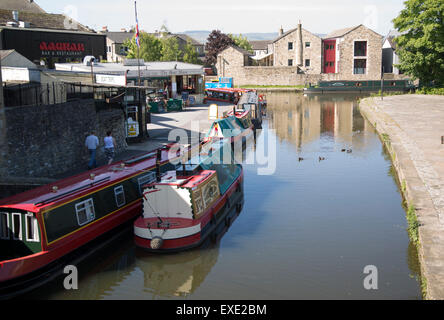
[288,59,293,66]
[114,185,126,208]
[354,41,367,56]
[1,212,9,239]
[354,59,367,74]
[107,46,111,53]
[305,59,311,67]
[305,42,311,48]
[137,172,156,194]
[12,213,22,240]
[25,213,39,242]
[75,199,95,226]
[288,42,293,50]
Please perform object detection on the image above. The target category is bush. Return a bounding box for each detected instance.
[416,87,444,95]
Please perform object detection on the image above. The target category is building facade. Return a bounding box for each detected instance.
[217,24,384,85]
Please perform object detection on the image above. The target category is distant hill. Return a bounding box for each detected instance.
[179,30,326,44]
[179,30,279,44]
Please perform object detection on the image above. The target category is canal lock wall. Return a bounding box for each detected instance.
[359,96,444,300]
[0,99,128,189]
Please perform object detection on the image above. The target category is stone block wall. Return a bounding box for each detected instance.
[333,25,383,80]
[0,99,127,180]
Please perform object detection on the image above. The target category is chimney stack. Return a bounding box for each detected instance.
[12,10,19,21]
[296,20,303,66]
[279,26,284,37]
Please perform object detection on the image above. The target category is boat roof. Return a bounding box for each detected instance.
[0,147,178,213]
[205,88,252,93]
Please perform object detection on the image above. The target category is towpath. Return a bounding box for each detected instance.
[359,94,444,299]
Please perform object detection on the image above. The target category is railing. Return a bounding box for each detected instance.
[3,82,67,107]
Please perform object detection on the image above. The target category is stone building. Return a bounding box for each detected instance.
[321,24,383,81]
[216,23,384,85]
[271,23,323,74]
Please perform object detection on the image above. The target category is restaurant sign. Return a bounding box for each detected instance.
[39,41,85,57]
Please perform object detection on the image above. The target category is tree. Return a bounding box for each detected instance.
[124,32,162,62]
[229,34,253,52]
[204,30,234,66]
[393,0,444,86]
[160,36,181,61]
[182,40,200,64]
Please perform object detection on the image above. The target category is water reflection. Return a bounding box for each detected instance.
[267,93,371,151]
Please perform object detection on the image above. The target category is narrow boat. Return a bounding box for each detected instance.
[0,143,186,297]
[204,88,251,104]
[303,79,415,94]
[134,140,244,252]
[203,115,253,145]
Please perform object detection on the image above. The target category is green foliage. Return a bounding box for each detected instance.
[124,32,162,62]
[393,0,444,86]
[406,204,420,245]
[160,36,181,61]
[416,87,444,95]
[182,40,200,64]
[229,34,253,52]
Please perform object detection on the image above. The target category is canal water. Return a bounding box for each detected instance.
[24,92,421,299]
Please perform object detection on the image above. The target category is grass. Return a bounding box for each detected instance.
[406,204,420,245]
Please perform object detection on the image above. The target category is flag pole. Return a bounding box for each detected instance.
[135,1,141,86]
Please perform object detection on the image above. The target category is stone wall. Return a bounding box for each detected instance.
[0,99,128,180]
[333,25,383,80]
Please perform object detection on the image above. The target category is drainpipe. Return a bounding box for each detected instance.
[296,20,303,67]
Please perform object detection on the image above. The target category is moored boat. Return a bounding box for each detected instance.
[204,88,252,104]
[303,79,415,94]
[0,143,186,297]
[134,140,244,252]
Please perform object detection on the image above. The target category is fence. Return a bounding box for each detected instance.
[3,82,67,107]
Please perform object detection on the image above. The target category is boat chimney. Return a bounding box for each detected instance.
[296,20,303,66]
[156,149,162,182]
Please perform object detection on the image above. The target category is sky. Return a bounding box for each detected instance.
[37,0,406,37]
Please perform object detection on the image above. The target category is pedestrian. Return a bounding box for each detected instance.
[85,131,99,169]
[104,130,116,165]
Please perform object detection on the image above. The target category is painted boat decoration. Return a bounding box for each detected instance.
[134,140,244,252]
[303,80,415,94]
[203,115,253,144]
[0,143,186,297]
[204,88,252,104]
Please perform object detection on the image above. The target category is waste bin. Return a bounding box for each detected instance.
[167,99,183,112]
[148,101,162,113]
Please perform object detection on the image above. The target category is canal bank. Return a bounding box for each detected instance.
[359,95,444,300]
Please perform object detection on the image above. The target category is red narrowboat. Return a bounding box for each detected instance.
[134,140,244,252]
[0,143,187,297]
[204,88,252,104]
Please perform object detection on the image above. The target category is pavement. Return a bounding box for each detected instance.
[53,102,236,180]
[359,94,444,299]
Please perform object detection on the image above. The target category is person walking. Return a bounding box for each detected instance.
[85,131,99,169]
[104,130,116,165]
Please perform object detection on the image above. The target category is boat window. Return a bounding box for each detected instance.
[0,212,9,239]
[12,213,22,240]
[137,172,156,194]
[114,185,126,208]
[75,199,95,226]
[25,213,39,242]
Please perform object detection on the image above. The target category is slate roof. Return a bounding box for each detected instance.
[105,31,134,44]
[0,0,45,13]
[0,9,92,32]
[250,40,271,50]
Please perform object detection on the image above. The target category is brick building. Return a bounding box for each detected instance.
[217,23,383,85]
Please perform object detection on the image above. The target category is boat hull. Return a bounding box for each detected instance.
[134,174,244,253]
